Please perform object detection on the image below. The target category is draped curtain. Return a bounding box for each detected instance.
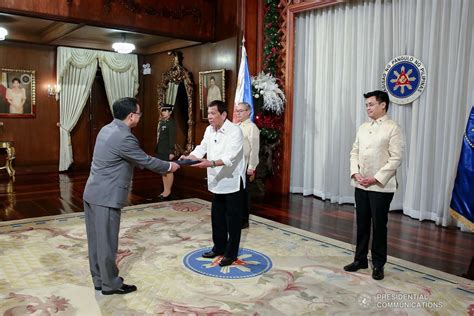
[290,0,474,229]
[57,47,98,172]
[57,47,139,171]
[99,51,139,111]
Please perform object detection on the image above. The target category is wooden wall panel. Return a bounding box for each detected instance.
[215,0,239,42]
[0,42,58,168]
[0,0,215,42]
[241,0,262,75]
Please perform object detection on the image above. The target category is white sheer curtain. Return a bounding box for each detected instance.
[57,47,98,171]
[290,0,474,229]
[99,51,139,111]
[166,82,179,105]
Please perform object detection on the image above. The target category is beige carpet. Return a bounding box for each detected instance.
[0,199,472,315]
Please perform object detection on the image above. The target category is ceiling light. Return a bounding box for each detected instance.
[112,42,135,54]
[112,33,135,54]
[0,27,8,40]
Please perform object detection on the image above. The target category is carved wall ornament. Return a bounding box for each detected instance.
[157,51,195,155]
[103,0,202,23]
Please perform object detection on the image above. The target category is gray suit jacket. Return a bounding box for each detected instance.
[83,119,171,209]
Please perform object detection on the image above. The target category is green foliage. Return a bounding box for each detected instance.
[263,0,281,76]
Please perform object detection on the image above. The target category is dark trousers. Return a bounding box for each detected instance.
[242,175,251,225]
[211,180,244,259]
[354,188,394,268]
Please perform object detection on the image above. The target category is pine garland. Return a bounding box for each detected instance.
[263,0,281,77]
[255,0,285,178]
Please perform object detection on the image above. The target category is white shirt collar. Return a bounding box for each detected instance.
[214,119,231,133]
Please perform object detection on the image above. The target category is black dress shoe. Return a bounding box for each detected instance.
[219,257,236,266]
[343,261,369,272]
[102,283,137,295]
[372,267,384,280]
[158,194,171,201]
[241,222,249,229]
[94,277,123,291]
[202,250,223,258]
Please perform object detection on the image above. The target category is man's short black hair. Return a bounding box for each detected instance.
[208,100,227,114]
[113,97,138,120]
[364,90,390,112]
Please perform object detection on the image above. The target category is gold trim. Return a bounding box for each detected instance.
[450,208,474,232]
[0,141,15,177]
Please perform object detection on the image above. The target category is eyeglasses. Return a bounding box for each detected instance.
[132,112,143,117]
[235,109,249,113]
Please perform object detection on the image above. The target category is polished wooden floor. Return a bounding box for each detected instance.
[0,169,473,279]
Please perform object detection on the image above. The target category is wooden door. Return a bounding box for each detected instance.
[70,71,112,170]
[89,73,112,150]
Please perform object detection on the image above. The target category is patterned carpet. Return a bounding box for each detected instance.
[0,199,472,315]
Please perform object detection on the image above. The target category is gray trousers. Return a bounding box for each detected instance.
[84,201,123,291]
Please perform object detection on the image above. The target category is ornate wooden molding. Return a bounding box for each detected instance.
[157,51,195,154]
[276,0,291,86]
[104,0,202,23]
[0,0,214,42]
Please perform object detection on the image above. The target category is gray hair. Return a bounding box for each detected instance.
[238,102,251,110]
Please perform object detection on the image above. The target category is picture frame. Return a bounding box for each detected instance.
[0,68,36,118]
[199,69,225,120]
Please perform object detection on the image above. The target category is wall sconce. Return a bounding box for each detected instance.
[48,84,59,97]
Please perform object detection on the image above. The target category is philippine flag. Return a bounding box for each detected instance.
[233,44,254,122]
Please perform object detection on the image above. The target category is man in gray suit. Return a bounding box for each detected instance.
[83,97,180,295]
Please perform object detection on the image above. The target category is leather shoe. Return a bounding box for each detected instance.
[219,257,236,266]
[158,194,171,201]
[94,277,123,291]
[202,250,223,258]
[241,222,249,229]
[343,261,368,272]
[372,267,384,280]
[102,283,137,295]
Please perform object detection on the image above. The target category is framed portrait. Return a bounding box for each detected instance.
[199,69,225,120]
[0,68,36,118]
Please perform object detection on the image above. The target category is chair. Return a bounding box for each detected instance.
[0,141,15,177]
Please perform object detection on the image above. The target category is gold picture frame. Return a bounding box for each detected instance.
[199,69,225,120]
[0,68,36,118]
